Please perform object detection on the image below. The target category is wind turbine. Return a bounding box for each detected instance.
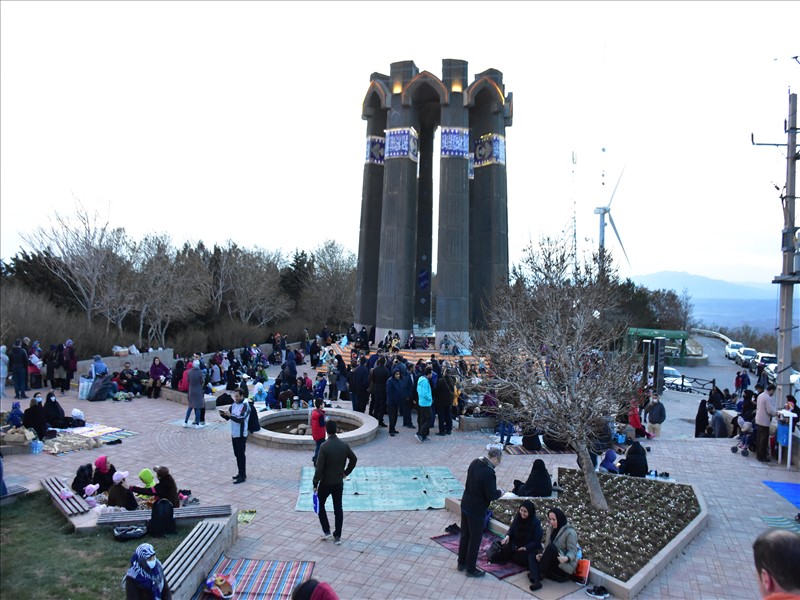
[593,166,631,267]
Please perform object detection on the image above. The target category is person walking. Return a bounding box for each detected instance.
[755,384,777,462]
[184,360,205,428]
[312,420,357,545]
[311,398,327,464]
[220,388,251,483]
[457,447,503,577]
[645,393,666,438]
[415,366,433,443]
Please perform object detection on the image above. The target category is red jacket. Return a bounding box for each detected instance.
[178,368,191,392]
[311,408,326,441]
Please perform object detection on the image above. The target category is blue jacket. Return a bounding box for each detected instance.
[416,376,433,407]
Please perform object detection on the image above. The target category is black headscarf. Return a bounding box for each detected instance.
[513,499,537,531]
[549,506,567,533]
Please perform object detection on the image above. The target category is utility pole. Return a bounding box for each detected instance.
[756,93,799,402]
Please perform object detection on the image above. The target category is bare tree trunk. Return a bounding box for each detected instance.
[574,441,609,510]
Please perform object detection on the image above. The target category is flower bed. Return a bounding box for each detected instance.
[489,468,700,582]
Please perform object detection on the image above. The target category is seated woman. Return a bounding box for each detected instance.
[71,463,94,496]
[44,390,71,428]
[513,459,553,497]
[129,466,181,508]
[148,357,171,398]
[123,543,172,600]
[618,440,648,477]
[107,471,138,511]
[495,500,544,589]
[534,507,579,587]
[170,360,185,391]
[598,449,620,474]
[22,394,48,440]
[92,455,118,493]
[251,382,268,408]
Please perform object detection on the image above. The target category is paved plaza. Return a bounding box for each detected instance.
[1,336,797,599]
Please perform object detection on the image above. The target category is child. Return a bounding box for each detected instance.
[310,398,326,465]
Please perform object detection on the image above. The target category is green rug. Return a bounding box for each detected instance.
[295,466,464,512]
[760,516,800,533]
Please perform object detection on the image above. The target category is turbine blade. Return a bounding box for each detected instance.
[608,213,631,266]
[607,165,627,208]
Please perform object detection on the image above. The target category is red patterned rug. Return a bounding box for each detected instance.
[190,556,314,599]
[431,531,527,579]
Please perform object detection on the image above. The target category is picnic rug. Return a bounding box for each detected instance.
[762,480,800,509]
[190,556,313,600]
[295,466,464,512]
[42,424,137,455]
[760,515,800,533]
[430,531,525,580]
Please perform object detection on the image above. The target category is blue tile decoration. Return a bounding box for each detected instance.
[474,133,506,168]
[365,135,385,165]
[385,127,419,162]
[440,127,470,158]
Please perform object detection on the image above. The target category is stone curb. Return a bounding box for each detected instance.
[248,408,379,450]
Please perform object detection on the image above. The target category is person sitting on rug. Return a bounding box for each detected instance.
[618,440,649,477]
[44,390,71,429]
[122,542,173,600]
[534,507,579,586]
[107,470,138,511]
[495,499,544,590]
[512,459,553,497]
[291,578,339,600]
[71,463,94,496]
[22,394,48,440]
[92,455,118,493]
[598,449,620,474]
[128,466,181,508]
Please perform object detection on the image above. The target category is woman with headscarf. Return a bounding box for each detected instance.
[512,459,553,497]
[44,390,70,428]
[170,360,185,391]
[148,357,170,399]
[598,449,620,474]
[433,368,455,436]
[335,355,350,402]
[108,470,138,511]
[496,499,544,589]
[92,455,117,493]
[52,343,67,393]
[22,394,48,439]
[618,440,648,477]
[534,507,579,587]
[129,466,181,508]
[63,339,78,393]
[694,397,710,438]
[71,463,94,495]
[122,542,172,599]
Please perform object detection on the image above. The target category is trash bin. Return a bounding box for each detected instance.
[776,422,790,448]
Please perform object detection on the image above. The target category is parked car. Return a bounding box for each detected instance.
[750,352,777,374]
[650,366,693,391]
[724,341,744,360]
[764,363,800,393]
[735,347,757,368]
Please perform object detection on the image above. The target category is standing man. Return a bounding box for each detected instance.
[352,357,370,414]
[220,388,250,483]
[8,339,29,400]
[369,356,390,428]
[415,367,433,443]
[645,393,666,438]
[457,447,504,577]
[313,420,357,545]
[752,528,800,598]
[755,384,777,462]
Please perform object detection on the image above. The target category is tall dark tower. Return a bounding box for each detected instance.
[354,60,513,348]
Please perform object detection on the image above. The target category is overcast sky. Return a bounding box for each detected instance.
[1,1,798,286]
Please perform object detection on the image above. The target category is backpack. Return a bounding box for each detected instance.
[114,525,147,542]
[147,498,176,537]
[247,401,261,433]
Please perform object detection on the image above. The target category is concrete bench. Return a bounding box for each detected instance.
[0,484,29,505]
[41,476,91,517]
[163,513,239,600]
[96,504,232,526]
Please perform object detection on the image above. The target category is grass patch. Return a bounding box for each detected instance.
[0,491,193,599]
[489,468,700,582]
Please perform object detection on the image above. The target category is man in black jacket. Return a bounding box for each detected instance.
[457,447,504,577]
[352,357,370,414]
[313,420,357,545]
[369,356,391,428]
[9,339,29,399]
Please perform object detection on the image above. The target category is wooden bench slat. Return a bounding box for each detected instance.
[41,477,90,516]
[1,484,29,498]
[163,521,225,590]
[96,504,232,525]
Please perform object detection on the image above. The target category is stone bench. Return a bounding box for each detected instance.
[163,514,238,600]
[96,504,232,526]
[0,484,29,505]
[41,476,91,518]
[157,386,219,410]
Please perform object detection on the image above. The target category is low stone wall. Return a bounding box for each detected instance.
[456,415,496,432]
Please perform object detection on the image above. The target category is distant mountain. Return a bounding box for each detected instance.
[629,271,777,300]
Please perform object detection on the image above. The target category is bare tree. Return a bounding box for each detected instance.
[21,203,128,322]
[227,247,292,326]
[300,240,356,329]
[470,236,638,510]
[96,239,138,333]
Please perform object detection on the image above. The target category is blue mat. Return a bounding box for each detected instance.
[762,481,800,509]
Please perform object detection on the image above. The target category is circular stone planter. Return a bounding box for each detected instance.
[246,408,379,450]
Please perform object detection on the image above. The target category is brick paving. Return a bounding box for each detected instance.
[2,343,797,599]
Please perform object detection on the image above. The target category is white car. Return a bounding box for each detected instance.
[735,347,757,368]
[649,366,693,391]
[724,341,743,360]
